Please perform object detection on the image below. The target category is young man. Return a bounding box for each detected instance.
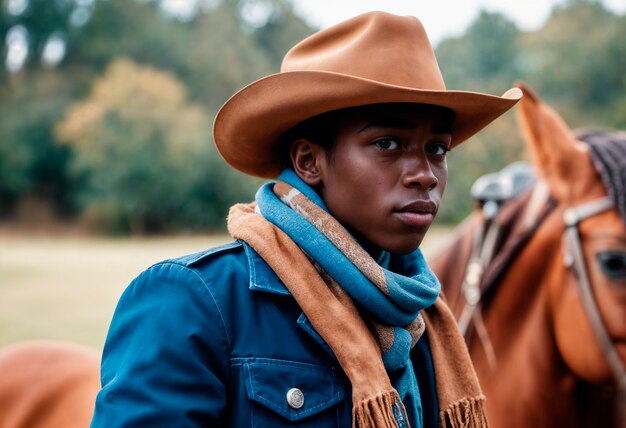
[91,11,521,428]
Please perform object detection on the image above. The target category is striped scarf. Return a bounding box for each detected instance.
[228,169,488,427]
[257,170,440,370]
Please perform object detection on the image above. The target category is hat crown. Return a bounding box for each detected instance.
[213,11,521,178]
[281,12,446,91]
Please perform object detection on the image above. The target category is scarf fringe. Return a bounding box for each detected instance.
[353,390,410,428]
[440,396,489,428]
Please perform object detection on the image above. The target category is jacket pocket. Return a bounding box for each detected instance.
[242,358,346,427]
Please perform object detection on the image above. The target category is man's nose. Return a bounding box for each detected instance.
[401,158,438,190]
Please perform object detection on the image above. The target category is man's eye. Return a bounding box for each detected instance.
[374,138,399,151]
[427,142,450,157]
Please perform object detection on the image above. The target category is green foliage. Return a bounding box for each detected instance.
[0,70,74,216]
[0,0,306,232]
[519,0,626,126]
[437,112,524,223]
[436,12,525,222]
[251,0,314,64]
[55,58,258,234]
[2,0,625,231]
[437,11,521,94]
[69,0,309,110]
[435,0,626,223]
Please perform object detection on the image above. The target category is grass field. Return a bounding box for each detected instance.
[0,227,454,351]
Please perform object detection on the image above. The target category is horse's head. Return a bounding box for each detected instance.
[517,83,626,387]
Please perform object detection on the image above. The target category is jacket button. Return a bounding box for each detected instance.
[286,388,304,409]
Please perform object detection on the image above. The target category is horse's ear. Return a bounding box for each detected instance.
[515,82,592,201]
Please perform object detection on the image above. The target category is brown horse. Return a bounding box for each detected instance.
[430,83,626,427]
[0,340,100,428]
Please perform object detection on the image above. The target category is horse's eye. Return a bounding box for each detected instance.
[596,251,626,280]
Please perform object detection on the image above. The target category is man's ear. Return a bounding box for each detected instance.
[290,139,324,186]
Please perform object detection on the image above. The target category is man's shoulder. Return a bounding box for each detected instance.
[152,240,252,286]
[164,240,245,268]
[122,240,251,308]
[130,240,249,290]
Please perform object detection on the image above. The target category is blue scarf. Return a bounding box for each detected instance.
[253,169,441,426]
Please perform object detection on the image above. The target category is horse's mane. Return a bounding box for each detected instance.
[576,128,626,226]
[469,128,626,316]
[437,128,626,310]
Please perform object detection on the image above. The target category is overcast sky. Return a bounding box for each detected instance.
[291,0,626,45]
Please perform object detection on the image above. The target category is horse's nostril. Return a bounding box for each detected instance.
[597,251,626,280]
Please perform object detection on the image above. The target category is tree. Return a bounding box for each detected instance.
[437,11,520,94]
[434,1,626,222]
[520,0,624,126]
[1,0,312,227]
[0,69,74,216]
[1,0,98,75]
[8,0,622,229]
[55,58,257,233]
[435,11,524,222]
[250,0,315,65]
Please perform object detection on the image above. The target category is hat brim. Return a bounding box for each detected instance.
[213,70,522,178]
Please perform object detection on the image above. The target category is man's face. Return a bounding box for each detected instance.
[315,104,452,255]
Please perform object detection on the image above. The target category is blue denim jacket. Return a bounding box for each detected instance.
[91,241,438,427]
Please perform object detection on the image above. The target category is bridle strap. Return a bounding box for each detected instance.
[563,197,615,229]
[563,197,626,390]
[458,202,502,370]
[458,219,501,335]
[458,191,553,370]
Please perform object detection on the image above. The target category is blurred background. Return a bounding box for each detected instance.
[1,0,625,350]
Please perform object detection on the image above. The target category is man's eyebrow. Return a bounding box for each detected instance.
[431,124,453,135]
[359,118,416,132]
[359,118,452,134]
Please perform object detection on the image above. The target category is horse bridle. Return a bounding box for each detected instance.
[460,194,626,391]
[562,196,626,391]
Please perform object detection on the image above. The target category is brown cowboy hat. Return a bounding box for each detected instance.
[213,11,522,178]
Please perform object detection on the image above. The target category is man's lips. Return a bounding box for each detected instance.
[397,200,438,214]
[394,200,438,227]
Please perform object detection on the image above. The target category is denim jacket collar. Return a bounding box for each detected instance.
[241,239,422,296]
[242,241,291,296]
